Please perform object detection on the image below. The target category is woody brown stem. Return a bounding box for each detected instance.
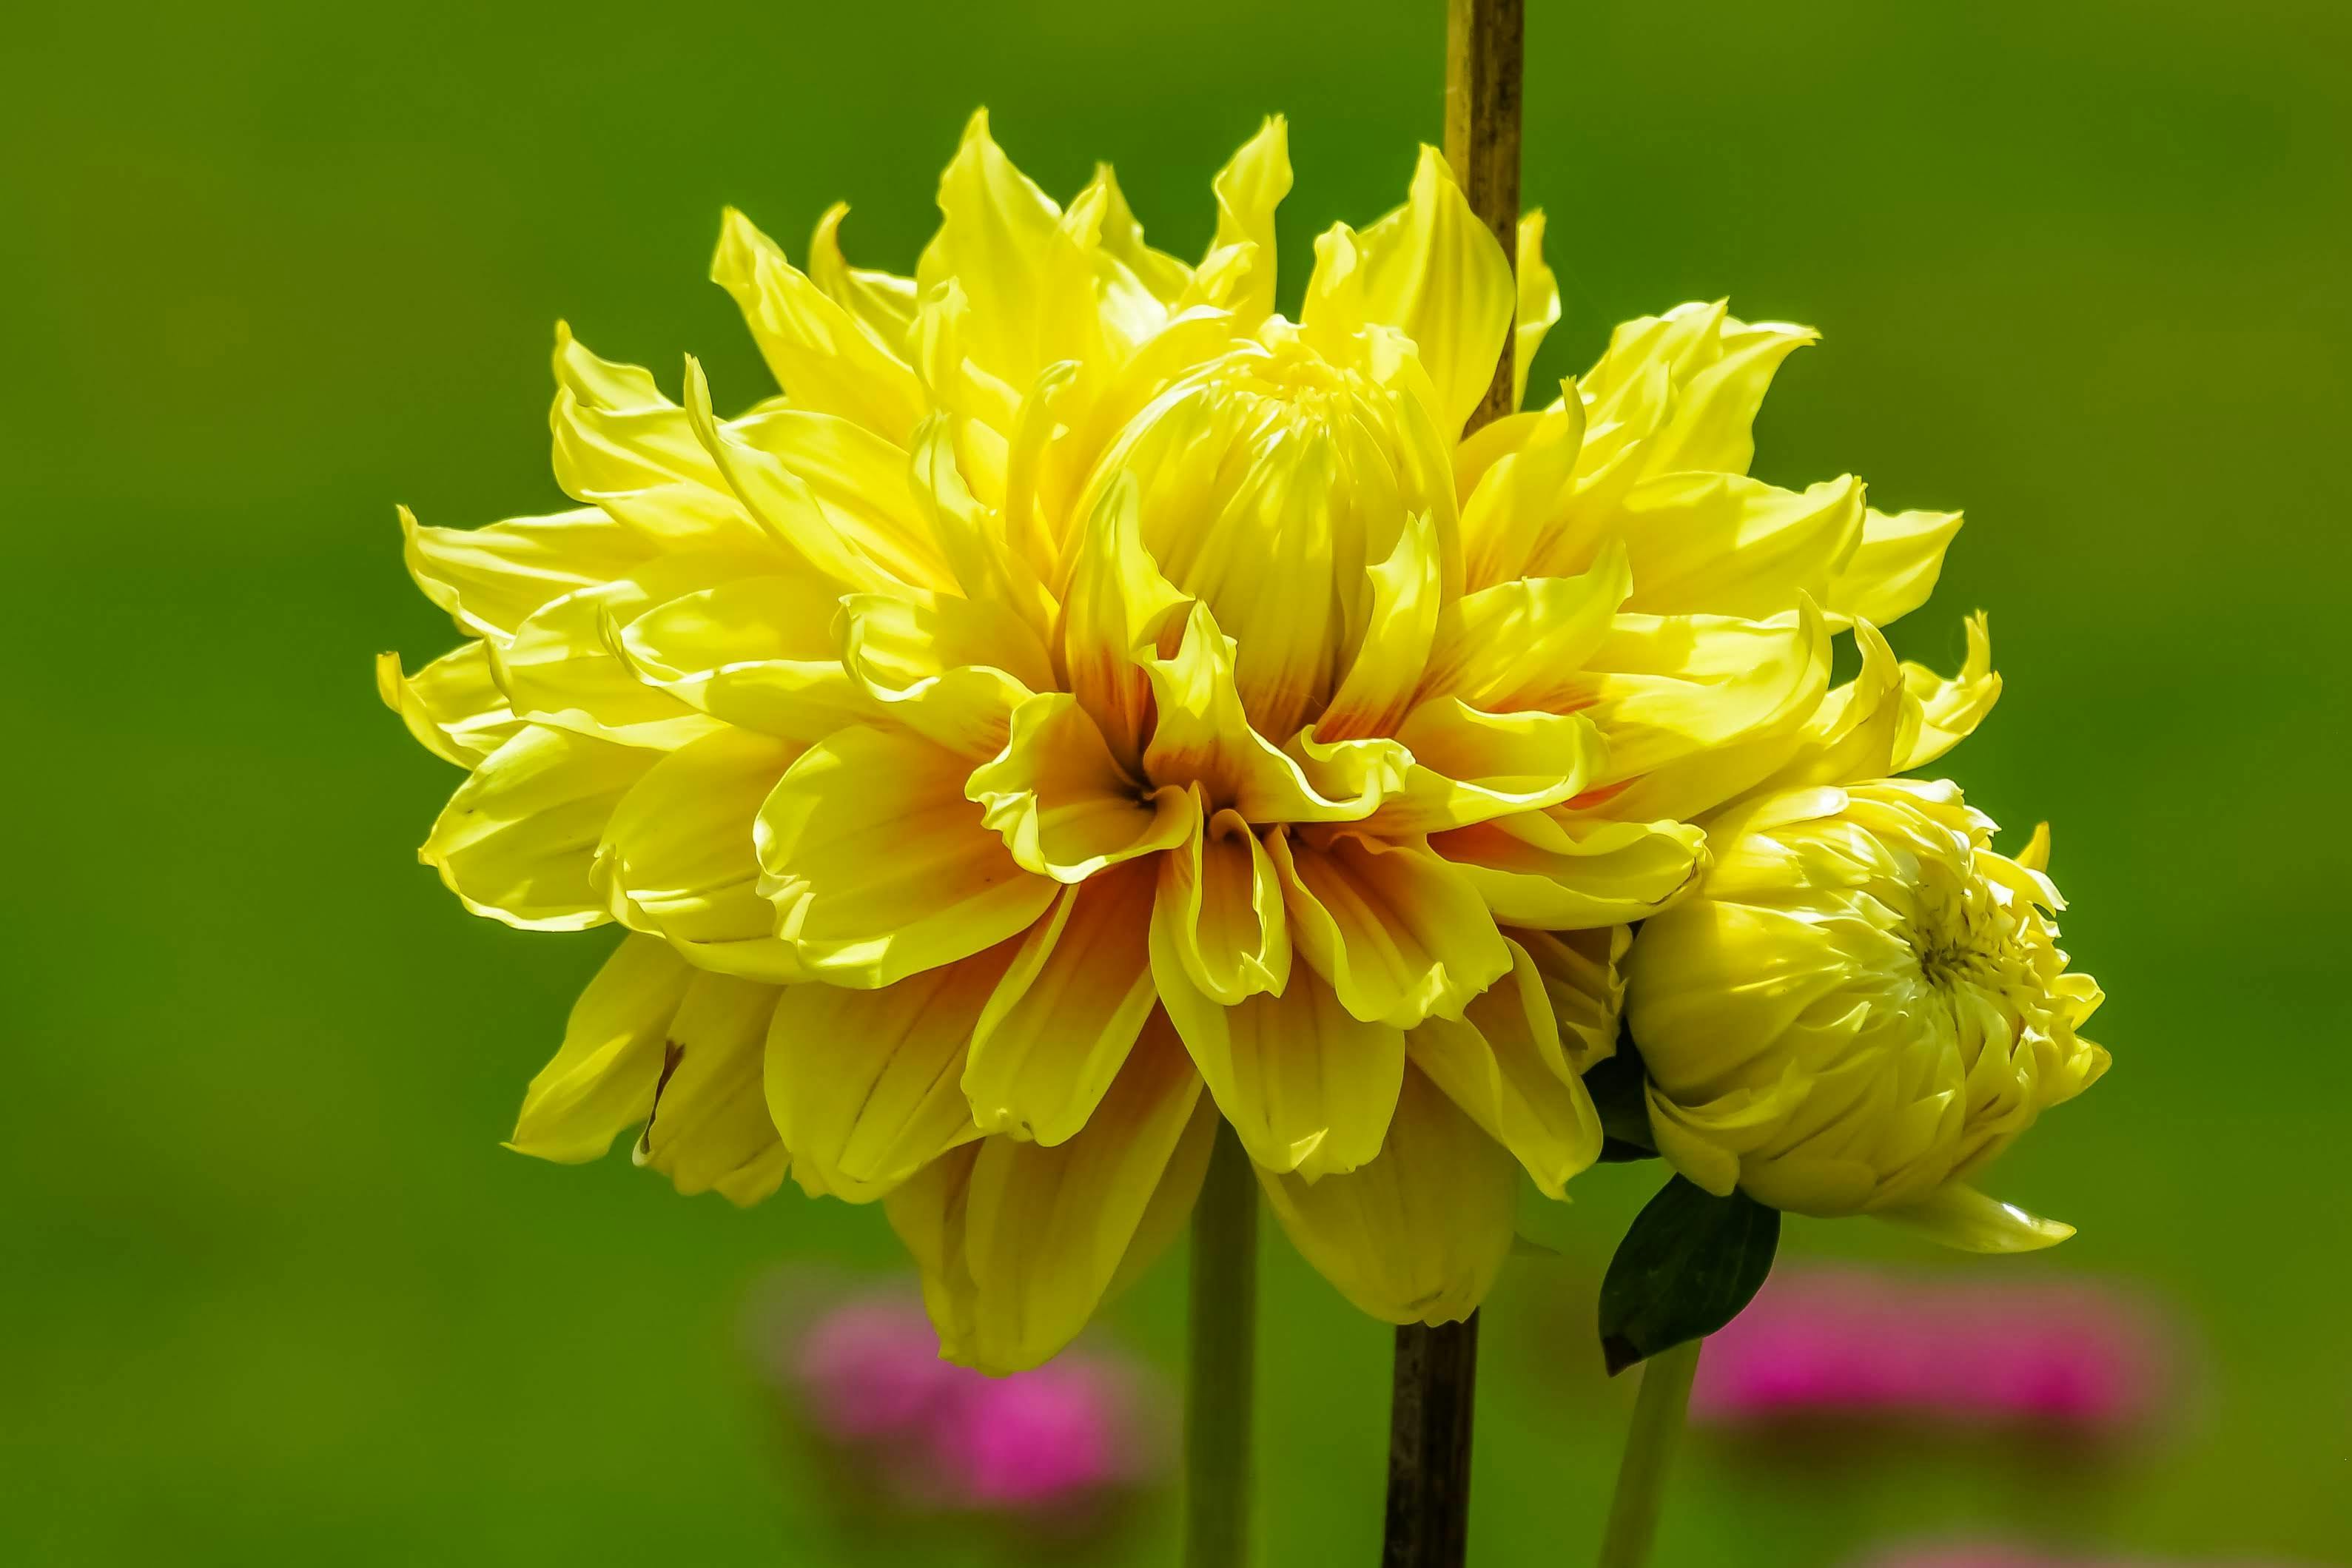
[1382,4,1522,1566]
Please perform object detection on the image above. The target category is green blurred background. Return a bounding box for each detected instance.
[7,0,2348,1561]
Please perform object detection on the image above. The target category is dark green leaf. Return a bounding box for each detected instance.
[1582,1035,1658,1162]
[1598,1175,1780,1375]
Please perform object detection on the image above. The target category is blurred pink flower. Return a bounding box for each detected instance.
[750,1278,1164,1525]
[1693,1266,2174,1434]
[1852,1547,2319,1568]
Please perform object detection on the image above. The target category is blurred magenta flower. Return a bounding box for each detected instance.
[749,1276,1165,1530]
[1693,1265,2173,1433]
[1852,1547,2319,1567]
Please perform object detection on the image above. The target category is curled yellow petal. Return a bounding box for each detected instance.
[807,201,918,358]
[1406,938,1602,1197]
[1150,944,1403,1180]
[1348,146,1514,437]
[836,588,1044,761]
[610,573,873,742]
[1151,798,1291,1005]
[421,725,655,931]
[713,207,925,443]
[593,727,806,983]
[1270,830,1511,1029]
[1257,1065,1517,1325]
[916,110,1064,393]
[757,724,1058,988]
[887,1018,1212,1373]
[1207,115,1292,328]
[634,971,787,1205]
[967,693,1197,882]
[1897,612,2000,771]
[1513,209,1562,411]
[377,643,520,767]
[400,503,653,645]
[508,935,691,1164]
[964,861,1160,1144]
[1880,1182,2075,1254]
[766,941,1019,1201]
[1828,507,1963,629]
[1432,811,1705,929]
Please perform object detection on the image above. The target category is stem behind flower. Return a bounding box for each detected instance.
[1596,1338,1702,1568]
[1184,1123,1258,1568]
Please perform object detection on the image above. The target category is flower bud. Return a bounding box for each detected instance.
[1623,778,2106,1249]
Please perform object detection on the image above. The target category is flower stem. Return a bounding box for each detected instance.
[1380,8,1521,1563]
[1184,1123,1258,1568]
[1596,1339,1703,1568]
[1445,0,1525,430]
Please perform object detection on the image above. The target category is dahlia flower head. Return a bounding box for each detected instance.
[383,111,2004,1372]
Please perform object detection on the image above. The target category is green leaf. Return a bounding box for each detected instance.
[1598,1175,1780,1375]
[1582,1033,1658,1162]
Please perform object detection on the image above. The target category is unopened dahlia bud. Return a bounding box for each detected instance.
[1623,778,2106,1249]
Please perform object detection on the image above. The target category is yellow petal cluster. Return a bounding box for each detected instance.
[1624,781,2107,1248]
[383,111,1983,1370]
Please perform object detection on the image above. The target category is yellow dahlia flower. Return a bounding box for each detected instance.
[382,111,1976,1370]
[1622,778,2108,1251]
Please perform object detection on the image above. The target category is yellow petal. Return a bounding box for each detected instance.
[756,724,1058,988]
[1880,1182,2075,1254]
[421,725,655,931]
[964,861,1161,1143]
[1513,209,1562,411]
[1454,394,1587,591]
[2016,821,2053,875]
[1579,302,1816,479]
[1420,539,1628,709]
[634,970,787,1205]
[1731,618,1912,800]
[493,552,763,749]
[966,693,1197,881]
[713,207,925,443]
[1206,115,1292,328]
[1350,146,1514,437]
[910,276,1024,437]
[909,412,1057,639]
[400,503,655,645]
[1317,508,1444,742]
[1150,947,1403,1180]
[915,110,1064,394]
[610,573,873,742]
[730,403,956,591]
[1578,601,1833,821]
[681,357,897,592]
[1257,1064,1517,1325]
[1143,602,1388,824]
[766,941,1019,1201]
[1095,161,1195,305]
[1512,924,1628,1074]
[1608,473,1867,620]
[1058,474,1192,771]
[1897,612,2000,770]
[1406,938,1602,1197]
[807,201,918,359]
[1432,811,1705,929]
[548,328,736,506]
[593,727,807,983]
[1366,698,1607,835]
[1151,798,1292,1005]
[508,935,691,1163]
[836,587,1044,762]
[377,643,520,767]
[1269,830,1511,1028]
[887,1017,1212,1373]
[1827,507,1963,628]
